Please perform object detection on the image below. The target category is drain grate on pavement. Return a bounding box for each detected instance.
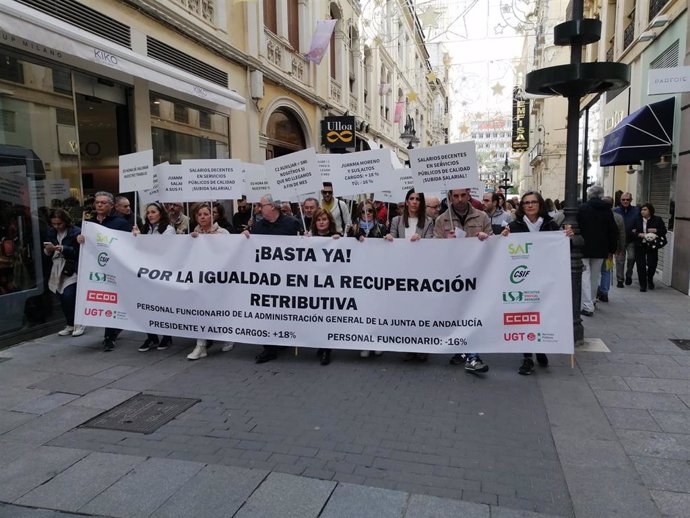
[81,394,200,434]
[669,339,690,351]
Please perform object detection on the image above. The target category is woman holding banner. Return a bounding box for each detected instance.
[133,202,175,352]
[384,189,433,362]
[308,208,342,365]
[348,199,386,358]
[501,191,573,375]
[186,202,234,361]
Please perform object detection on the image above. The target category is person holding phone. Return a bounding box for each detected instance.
[44,209,85,337]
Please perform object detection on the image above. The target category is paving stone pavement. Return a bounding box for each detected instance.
[0,279,687,517]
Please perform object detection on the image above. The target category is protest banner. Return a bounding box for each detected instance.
[76,222,574,355]
[408,141,480,193]
[119,150,154,193]
[329,149,394,196]
[181,159,242,202]
[265,148,320,199]
[243,163,270,203]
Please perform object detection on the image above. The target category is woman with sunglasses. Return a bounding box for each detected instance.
[384,189,434,361]
[501,191,573,375]
[348,199,387,358]
[132,203,175,352]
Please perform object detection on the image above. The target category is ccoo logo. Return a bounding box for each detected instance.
[86,290,118,304]
[510,265,530,284]
[503,312,541,325]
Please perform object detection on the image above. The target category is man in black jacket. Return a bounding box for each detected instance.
[577,186,618,316]
[77,191,132,350]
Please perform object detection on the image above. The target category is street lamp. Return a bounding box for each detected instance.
[500,153,512,193]
[400,115,421,150]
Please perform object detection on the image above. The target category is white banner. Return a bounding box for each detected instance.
[75,223,574,354]
[329,149,394,196]
[119,150,154,193]
[181,159,242,202]
[409,141,480,192]
[265,148,320,199]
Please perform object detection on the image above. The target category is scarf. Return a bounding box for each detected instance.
[359,219,374,232]
[524,216,543,233]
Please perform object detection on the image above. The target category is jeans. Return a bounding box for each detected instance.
[615,242,636,283]
[581,258,604,312]
[57,283,77,326]
[599,261,612,295]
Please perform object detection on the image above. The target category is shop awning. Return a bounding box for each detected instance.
[0,0,246,111]
[599,97,674,166]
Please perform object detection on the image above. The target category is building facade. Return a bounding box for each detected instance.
[0,0,448,343]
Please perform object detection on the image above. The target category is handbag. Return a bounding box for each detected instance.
[655,235,668,249]
[62,258,77,277]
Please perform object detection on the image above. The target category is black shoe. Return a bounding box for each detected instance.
[518,358,534,375]
[465,356,489,373]
[157,337,172,350]
[138,337,158,352]
[640,287,647,292]
[598,293,609,302]
[103,338,115,352]
[449,353,467,365]
[625,277,632,286]
[255,351,277,364]
[536,353,549,367]
[417,353,428,362]
[403,352,416,362]
[319,350,331,366]
[581,310,593,317]
[617,281,624,288]
[648,280,655,290]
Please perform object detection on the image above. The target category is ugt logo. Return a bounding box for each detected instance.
[510,265,530,284]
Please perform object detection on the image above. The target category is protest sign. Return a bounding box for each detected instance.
[30,179,70,207]
[181,159,242,202]
[76,223,574,355]
[243,163,270,203]
[0,166,27,205]
[156,163,184,203]
[119,150,154,192]
[408,142,480,192]
[265,148,320,199]
[138,163,162,205]
[329,149,394,196]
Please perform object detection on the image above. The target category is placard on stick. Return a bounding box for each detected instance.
[243,163,270,203]
[181,159,242,202]
[265,148,320,200]
[408,142,480,193]
[119,150,154,193]
[329,148,394,196]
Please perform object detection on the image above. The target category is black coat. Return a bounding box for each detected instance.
[632,215,667,245]
[507,214,560,233]
[577,198,618,258]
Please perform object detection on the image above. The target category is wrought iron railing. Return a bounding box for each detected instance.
[649,0,669,20]
[623,19,635,49]
[606,47,614,62]
[528,141,543,165]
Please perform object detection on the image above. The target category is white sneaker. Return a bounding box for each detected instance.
[221,342,234,352]
[187,341,207,360]
[58,326,74,336]
[72,325,86,337]
[360,350,371,358]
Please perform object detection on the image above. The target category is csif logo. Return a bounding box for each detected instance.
[503,312,541,325]
[510,265,530,284]
[97,252,109,267]
[86,290,118,304]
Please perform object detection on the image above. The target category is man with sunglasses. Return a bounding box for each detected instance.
[433,188,491,374]
[321,182,351,234]
[613,192,640,287]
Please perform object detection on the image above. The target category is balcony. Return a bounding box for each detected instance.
[528,141,543,166]
[365,105,372,120]
[649,0,670,20]
[329,79,342,104]
[265,30,309,85]
[175,0,215,23]
[349,94,358,113]
[623,19,635,49]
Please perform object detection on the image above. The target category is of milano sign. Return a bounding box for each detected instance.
[512,87,530,152]
[321,116,355,149]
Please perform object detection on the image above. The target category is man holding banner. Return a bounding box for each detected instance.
[434,188,492,373]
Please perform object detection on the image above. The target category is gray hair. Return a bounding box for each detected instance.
[94,191,114,204]
[303,197,319,206]
[260,194,281,210]
[587,185,604,200]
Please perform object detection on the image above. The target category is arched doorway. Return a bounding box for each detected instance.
[265,108,306,159]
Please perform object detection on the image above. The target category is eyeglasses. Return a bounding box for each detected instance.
[94,201,111,205]
[260,203,273,208]
[522,200,539,206]
[482,199,492,203]
[322,190,333,195]
[621,198,632,201]
[427,205,439,209]
[363,208,375,214]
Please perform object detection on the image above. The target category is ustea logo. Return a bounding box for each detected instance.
[89,272,116,284]
[510,265,530,284]
[501,290,541,303]
[503,311,541,325]
[97,252,109,267]
[507,242,532,260]
[86,290,118,304]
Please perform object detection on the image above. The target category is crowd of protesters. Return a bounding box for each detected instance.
[47,180,666,376]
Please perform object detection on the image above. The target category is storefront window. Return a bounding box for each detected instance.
[150,93,230,164]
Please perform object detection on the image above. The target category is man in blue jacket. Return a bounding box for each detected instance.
[613,192,640,287]
[77,191,132,351]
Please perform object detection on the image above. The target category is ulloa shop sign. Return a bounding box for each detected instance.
[321,116,355,149]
